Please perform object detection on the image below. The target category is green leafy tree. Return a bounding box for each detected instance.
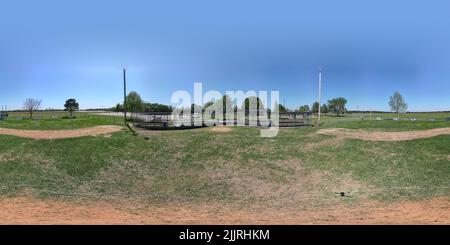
[126,91,144,113]
[203,100,216,118]
[311,102,320,113]
[64,98,79,118]
[144,103,172,112]
[321,104,330,114]
[299,105,310,113]
[389,91,408,114]
[242,96,265,116]
[328,97,348,116]
[217,95,234,118]
[114,103,123,112]
[203,100,214,111]
[190,104,203,114]
[274,102,287,113]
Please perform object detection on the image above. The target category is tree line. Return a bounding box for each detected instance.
[17,91,408,120]
[298,91,408,116]
[298,97,348,116]
[114,91,173,113]
[118,91,352,117]
[116,91,268,116]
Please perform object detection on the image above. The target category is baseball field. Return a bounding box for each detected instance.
[0,112,449,224]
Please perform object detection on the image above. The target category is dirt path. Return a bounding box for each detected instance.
[317,127,450,141]
[209,126,233,133]
[1,197,448,224]
[0,125,124,139]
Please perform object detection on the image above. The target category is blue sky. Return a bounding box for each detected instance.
[1,0,450,111]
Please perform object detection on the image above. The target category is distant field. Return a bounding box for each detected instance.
[349,112,450,119]
[0,111,122,130]
[319,113,450,131]
[3,111,449,131]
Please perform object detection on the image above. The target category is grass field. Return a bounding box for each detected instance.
[319,113,450,131]
[0,111,122,130]
[1,113,449,214]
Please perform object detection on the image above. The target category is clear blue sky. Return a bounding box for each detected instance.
[1,0,450,111]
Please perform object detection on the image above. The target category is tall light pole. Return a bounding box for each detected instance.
[123,69,127,123]
[317,70,322,127]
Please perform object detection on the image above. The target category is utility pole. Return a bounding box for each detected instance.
[317,69,322,127]
[123,69,127,123]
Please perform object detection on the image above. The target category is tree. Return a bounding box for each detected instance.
[144,103,172,112]
[115,102,172,113]
[222,95,235,112]
[114,103,123,112]
[126,91,144,113]
[275,102,287,113]
[389,91,408,114]
[64,98,79,118]
[23,98,41,119]
[299,105,310,113]
[321,104,330,114]
[311,102,320,113]
[203,100,215,111]
[328,97,347,116]
[242,96,265,116]
[203,100,216,119]
[190,104,203,114]
[216,95,234,120]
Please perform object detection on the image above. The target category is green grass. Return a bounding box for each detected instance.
[368,112,450,120]
[304,135,450,201]
[0,111,122,130]
[0,116,449,208]
[319,114,450,131]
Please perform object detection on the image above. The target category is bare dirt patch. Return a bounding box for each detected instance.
[0,197,448,224]
[206,158,372,209]
[303,136,345,150]
[317,128,450,141]
[209,126,233,133]
[0,152,14,161]
[0,125,123,140]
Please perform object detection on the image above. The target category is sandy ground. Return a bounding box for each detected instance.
[0,197,449,224]
[0,125,124,139]
[209,126,233,133]
[317,127,450,141]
